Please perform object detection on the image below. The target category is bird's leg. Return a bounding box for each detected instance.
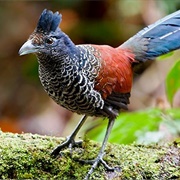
[83,117,116,180]
[51,115,88,157]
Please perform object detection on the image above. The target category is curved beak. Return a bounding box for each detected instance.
[19,40,38,56]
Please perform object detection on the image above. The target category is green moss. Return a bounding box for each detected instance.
[0,131,179,179]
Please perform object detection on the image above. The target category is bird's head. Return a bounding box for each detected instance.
[19,9,70,57]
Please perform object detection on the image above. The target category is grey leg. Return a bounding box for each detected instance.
[51,115,88,157]
[84,117,115,180]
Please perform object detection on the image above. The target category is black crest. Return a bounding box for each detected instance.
[36,9,62,33]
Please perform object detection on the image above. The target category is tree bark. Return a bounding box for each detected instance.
[0,130,179,179]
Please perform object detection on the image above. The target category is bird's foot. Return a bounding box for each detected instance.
[79,153,116,180]
[51,136,82,157]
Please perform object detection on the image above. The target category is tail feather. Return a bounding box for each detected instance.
[120,10,180,62]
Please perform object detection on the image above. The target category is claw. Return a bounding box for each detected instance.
[80,153,116,180]
[51,115,88,158]
[51,136,83,157]
[82,118,116,179]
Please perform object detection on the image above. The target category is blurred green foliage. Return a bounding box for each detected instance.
[21,55,39,83]
[166,60,180,105]
[157,52,174,61]
[87,108,162,143]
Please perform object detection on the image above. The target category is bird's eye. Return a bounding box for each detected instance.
[45,38,54,45]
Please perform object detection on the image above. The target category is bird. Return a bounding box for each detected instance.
[19,9,180,179]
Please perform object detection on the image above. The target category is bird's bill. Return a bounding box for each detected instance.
[19,40,38,56]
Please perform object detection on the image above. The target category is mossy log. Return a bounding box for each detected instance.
[0,130,179,179]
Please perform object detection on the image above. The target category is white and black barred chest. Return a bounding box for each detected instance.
[38,45,104,116]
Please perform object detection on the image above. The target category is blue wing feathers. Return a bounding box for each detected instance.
[138,10,180,37]
[121,10,180,61]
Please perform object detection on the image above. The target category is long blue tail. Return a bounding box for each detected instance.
[120,10,180,62]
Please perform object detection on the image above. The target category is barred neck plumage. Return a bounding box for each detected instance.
[36,44,105,116]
